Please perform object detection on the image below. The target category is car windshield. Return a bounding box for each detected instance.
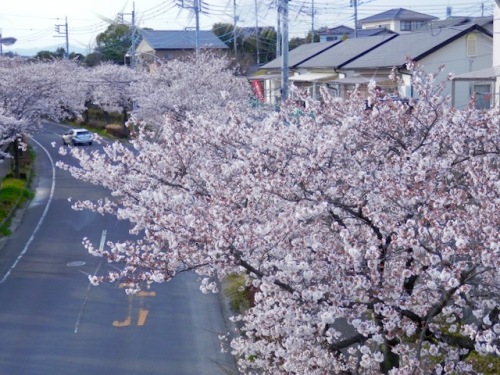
[76,131,90,136]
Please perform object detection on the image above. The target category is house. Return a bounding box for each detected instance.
[359,8,438,33]
[135,29,228,63]
[338,23,492,108]
[317,8,435,42]
[250,40,342,103]
[317,25,353,42]
[450,9,499,108]
[416,15,493,32]
[289,35,398,99]
[253,19,492,108]
[317,25,395,43]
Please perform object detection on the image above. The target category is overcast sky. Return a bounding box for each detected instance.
[0,0,494,54]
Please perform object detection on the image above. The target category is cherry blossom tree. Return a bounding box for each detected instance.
[58,60,499,374]
[88,62,140,126]
[131,53,253,126]
[0,58,87,175]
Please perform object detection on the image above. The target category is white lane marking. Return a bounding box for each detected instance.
[0,137,56,285]
[74,229,106,334]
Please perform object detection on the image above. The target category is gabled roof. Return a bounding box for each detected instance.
[342,24,492,69]
[298,34,397,69]
[261,40,342,69]
[318,25,354,35]
[139,29,227,50]
[416,16,493,31]
[318,26,396,38]
[359,8,437,23]
[356,28,396,37]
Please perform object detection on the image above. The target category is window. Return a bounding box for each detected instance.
[467,34,477,56]
[415,21,425,29]
[400,21,412,31]
[474,84,492,109]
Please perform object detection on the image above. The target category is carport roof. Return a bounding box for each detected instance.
[330,75,392,84]
[452,65,500,81]
[289,72,337,82]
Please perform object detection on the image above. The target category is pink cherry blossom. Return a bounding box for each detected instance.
[53,56,499,374]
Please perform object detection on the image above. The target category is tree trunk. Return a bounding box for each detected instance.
[380,340,400,374]
[83,100,91,124]
[12,138,20,179]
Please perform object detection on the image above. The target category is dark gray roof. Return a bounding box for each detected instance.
[319,26,395,39]
[359,8,437,23]
[416,16,493,31]
[298,34,397,69]
[139,29,227,50]
[318,25,353,35]
[261,40,341,69]
[342,24,491,69]
[356,28,396,37]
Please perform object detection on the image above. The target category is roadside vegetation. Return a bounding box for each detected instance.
[0,147,34,236]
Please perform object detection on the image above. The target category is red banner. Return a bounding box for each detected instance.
[252,80,265,102]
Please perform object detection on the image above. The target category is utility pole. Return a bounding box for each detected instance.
[195,0,200,59]
[281,0,289,100]
[119,2,137,68]
[177,0,201,59]
[254,0,260,65]
[311,0,315,42]
[54,17,69,59]
[276,0,281,56]
[233,0,238,57]
[351,0,358,38]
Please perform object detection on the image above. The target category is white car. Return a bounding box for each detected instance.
[62,129,93,146]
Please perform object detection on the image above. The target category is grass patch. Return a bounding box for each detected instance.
[467,352,500,374]
[0,177,34,236]
[0,146,35,237]
[223,273,252,313]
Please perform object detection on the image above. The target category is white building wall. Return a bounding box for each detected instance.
[495,2,500,65]
[418,31,493,108]
[361,20,397,30]
[494,1,500,103]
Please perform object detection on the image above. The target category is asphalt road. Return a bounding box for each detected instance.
[0,122,237,375]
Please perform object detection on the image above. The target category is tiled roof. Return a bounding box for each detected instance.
[318,25,354,35]
[342,24,490,69]
[415,16,493,31]
[298,34,397,69]
[359,8,438,23]
[139,29,227,50]
[261,40,341,69]
[319,26,395,38]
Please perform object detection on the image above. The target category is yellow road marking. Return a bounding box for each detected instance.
[113,316,132,327]
[137,309,149,326]
[113,287,156,327]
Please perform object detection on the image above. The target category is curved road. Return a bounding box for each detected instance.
[0,122,237,375]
